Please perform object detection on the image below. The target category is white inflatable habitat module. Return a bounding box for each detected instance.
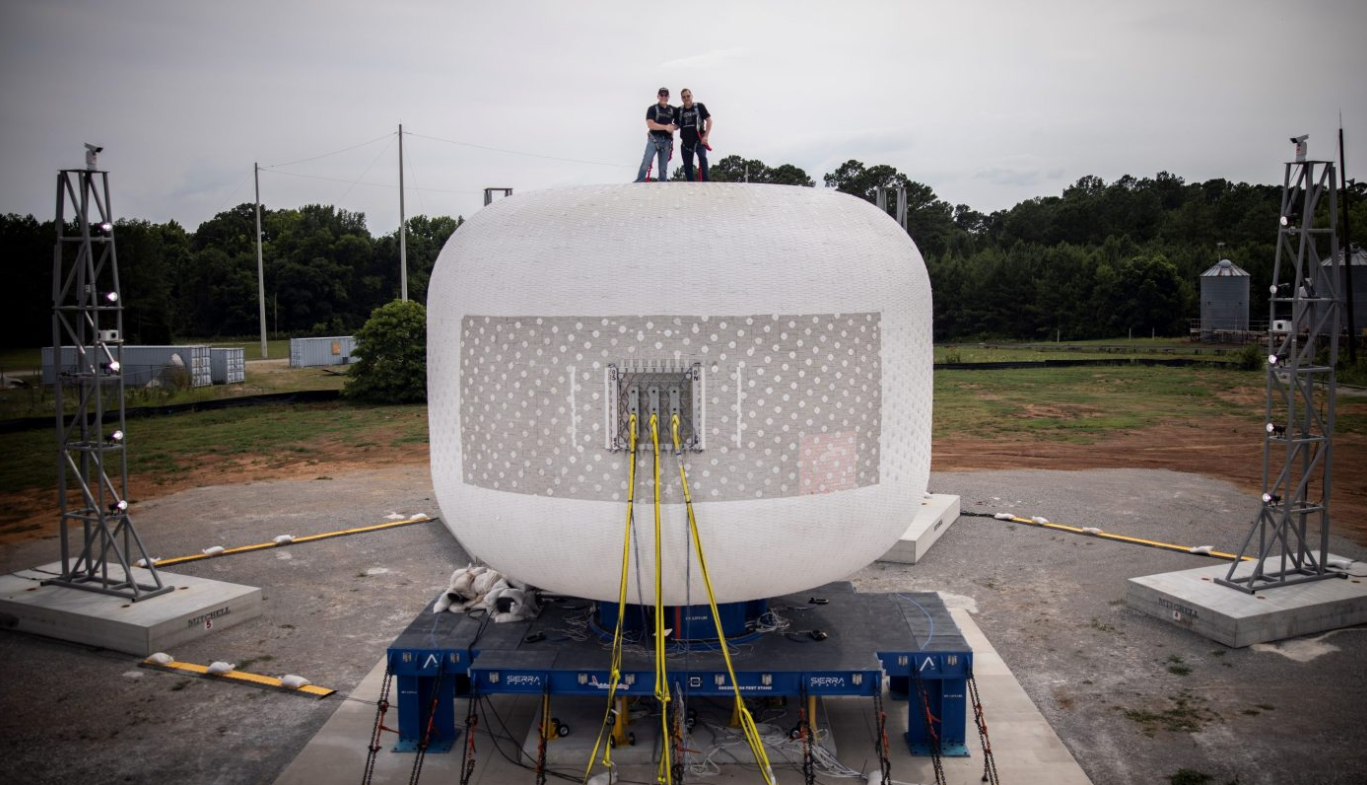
[427,184,932,605]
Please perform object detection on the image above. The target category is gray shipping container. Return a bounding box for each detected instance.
[1199,259,1250,340]
[290,335,357,367]
[42,345,213,388]
[210,347,246,384]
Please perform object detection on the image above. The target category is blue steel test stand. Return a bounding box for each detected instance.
[385,582,972,757]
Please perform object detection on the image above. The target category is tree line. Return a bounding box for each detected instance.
[5,205,461,347]
[6,155,1362,348]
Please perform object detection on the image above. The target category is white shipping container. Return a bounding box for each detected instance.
[209,347,246,384]
[42,345,213,388]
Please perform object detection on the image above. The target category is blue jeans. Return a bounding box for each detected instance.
[681,140,709,181]
[634,136,672,182]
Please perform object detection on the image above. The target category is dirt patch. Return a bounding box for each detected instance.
[933,414,1367,545]
[1020,403,1106,419]
[1213,387,1264,407]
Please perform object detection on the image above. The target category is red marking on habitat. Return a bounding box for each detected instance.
[800,432,857,495]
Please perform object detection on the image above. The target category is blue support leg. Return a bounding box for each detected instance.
[880,651,973,758]
[390,650,463,753]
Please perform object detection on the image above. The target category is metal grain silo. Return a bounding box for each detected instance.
[1318,245,1366,339]
[1199,259,1250,341]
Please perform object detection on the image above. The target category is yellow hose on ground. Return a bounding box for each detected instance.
[991,514,1254,561]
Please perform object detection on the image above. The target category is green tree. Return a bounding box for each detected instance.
[2,212,56,348]
[370,215,462,309]
[823,160,960,259]
[114,219,177,343]
[344,299,427,403]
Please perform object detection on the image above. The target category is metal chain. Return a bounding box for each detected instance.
[968,674,1000,785]
[459,686,479,785]
[360,666,395,785]
[913,672,946,785]
[535,689,549,785]
[407,667,445,785]
[799,688,816,785]
[671,692,687,784]
[872,689,893,785]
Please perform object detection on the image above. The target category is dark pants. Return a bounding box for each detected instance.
[681,141,709,182]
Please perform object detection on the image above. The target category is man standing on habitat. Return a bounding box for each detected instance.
[635,87,677,182]
[677,88,712,182]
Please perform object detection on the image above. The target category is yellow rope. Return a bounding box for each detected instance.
[671,414,775,784]
[584,414,639,783]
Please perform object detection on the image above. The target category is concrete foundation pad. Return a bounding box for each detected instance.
[880,493,961,564]
[0,562,262,656]
[1127,555,1367,648]
[517,695,839,768]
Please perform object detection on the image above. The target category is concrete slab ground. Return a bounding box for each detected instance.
[1127,555,1367,647]
[2,465,1365,785]
[0,561,261,655]
[272,601,1090,785]
[881,493,961,564]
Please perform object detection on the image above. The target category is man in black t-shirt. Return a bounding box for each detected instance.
[677,88,712,182]
[634,87,677,182]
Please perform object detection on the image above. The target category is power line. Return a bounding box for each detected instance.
[211,170,253,216]
[336,135,395,204]
[263,132,395,169]
[260,167,482,195]
[407,130,630,168]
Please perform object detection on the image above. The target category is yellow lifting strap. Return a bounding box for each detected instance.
[650,413,673,784]
[584,414,640,783]
[671,414,775,784]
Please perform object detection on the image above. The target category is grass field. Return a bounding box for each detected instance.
[196,337,295,362]
[0,359,347,420]
[933,342,1238,364]
[0,338,295,370]
[0,402,426,499]
[5,363,1362,496]
[933,365,1264,441]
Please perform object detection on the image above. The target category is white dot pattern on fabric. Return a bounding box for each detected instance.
[458,313,880,502]
[426,183,932,605]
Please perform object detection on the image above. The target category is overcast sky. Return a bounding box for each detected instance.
[1,0,1363,235]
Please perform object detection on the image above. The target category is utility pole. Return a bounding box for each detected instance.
[399,123,408,301]
[254,163,267,358]
[1340,124,1357,362]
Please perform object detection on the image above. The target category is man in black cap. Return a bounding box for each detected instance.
[634,87,677,182]
[677,88,712,182]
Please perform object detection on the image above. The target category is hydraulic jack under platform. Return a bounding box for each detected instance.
[385,581,973,757]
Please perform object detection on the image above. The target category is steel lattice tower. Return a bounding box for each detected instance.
[1218,157,1342,593]
[47,160,170,601]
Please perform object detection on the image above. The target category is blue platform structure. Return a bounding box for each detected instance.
[384,582,972,757]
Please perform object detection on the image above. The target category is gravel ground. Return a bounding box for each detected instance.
[2,465,1364,785]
